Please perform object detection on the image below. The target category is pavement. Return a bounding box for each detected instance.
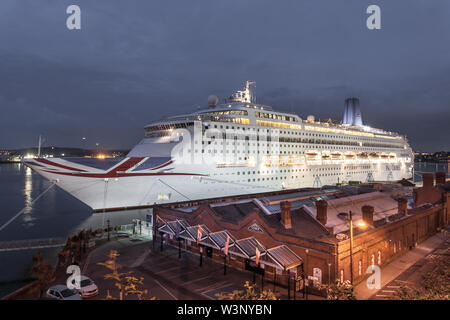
[81,236,321,300]
[355,228,449,300]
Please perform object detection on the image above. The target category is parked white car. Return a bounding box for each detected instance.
[78,276,99,298]
[46,285,82,300]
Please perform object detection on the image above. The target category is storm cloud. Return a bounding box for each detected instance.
[0,0,449,151]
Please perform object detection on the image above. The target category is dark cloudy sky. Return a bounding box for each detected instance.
[1,0,449,152]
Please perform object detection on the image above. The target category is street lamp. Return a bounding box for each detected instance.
[328,262,332,286]
[348,211,354,285]
[107,219,110,241]
[304,249,309,300]
[347,211,367,285]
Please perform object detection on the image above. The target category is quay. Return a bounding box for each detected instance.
[0,238,66,253]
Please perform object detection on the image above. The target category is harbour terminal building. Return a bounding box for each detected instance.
[153,172,449,293]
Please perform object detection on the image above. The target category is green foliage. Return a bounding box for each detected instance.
[318,280,357,300]
[216,281,278,300]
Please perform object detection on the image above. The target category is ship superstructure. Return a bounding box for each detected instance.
[24,81,414,211]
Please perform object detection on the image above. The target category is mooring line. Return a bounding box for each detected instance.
[0,182,56,232]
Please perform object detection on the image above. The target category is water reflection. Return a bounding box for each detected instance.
[22,167,35,227]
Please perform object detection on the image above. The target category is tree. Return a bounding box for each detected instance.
[123,275,154,300]
[31,250,55,298]
[216,281,278,300]
[396,254,450,300]
[318,280,357,300]
[97,250,155,300]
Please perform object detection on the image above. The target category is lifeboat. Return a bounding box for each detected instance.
[357,152,368,158]
[369,152,379,158]
[380,153,389,158]
[389,154,396,159]
[345,153,355,158]
[321,153,331,159]
[331,152,342,158]
[305,151,319,160]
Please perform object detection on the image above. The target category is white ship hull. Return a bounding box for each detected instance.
[24,154,412,211]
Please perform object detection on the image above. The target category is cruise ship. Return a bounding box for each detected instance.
[23,81,414,211]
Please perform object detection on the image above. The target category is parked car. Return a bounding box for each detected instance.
[78,276,99,298]
[46,285,82,300]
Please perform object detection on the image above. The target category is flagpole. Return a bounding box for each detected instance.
[293,274,296,300]
[153,216,157,250]
[223,255,227,275]
[197,226,203,267]
[152,225,155,250]
[223,235,229,276]
[288,273,291,300]
[260,263,264,290]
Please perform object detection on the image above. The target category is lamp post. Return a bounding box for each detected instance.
[107,219,110,241]
[260,263,264,291]
[347,211,368,285]
[287,271,291,300]
[152,225,155,250]
[305,249,309,300]
[328,262,331,286]
[223,255,227,275]
[348,210,354,285]
[293,273,296,300]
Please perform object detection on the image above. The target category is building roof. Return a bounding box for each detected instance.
[232,237,266,258]
[266,245,303,270]
[208,230,236,249]
[156,182,416,245]
[308,191,403,234]
[158,219,189,236]
[210,201,260,224]
[260,207,331,240]
[180,224,211,241]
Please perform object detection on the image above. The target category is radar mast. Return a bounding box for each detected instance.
[229,81,256,103]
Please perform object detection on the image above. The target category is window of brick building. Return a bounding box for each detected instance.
[340,269,344,283]
[377,251,381,265]
[358,260,362,276]
[371,254,375,266]
[313,268,322,285]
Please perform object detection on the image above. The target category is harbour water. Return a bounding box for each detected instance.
[0,163,152,298]
[0,161,448,297]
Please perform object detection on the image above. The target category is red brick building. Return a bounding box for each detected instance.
[153,173,449,293]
